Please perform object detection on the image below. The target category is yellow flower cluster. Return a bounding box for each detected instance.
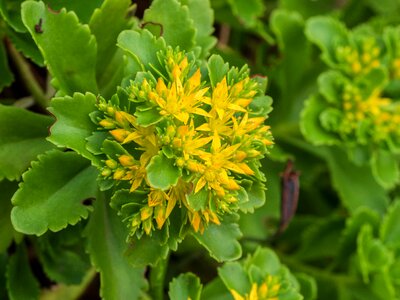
[340,84,400,142]
[331,35,400,144]
[230,275,281,300]
[97,50,273,235]
[336,38,381,75]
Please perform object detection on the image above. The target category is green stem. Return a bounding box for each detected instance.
[150,253,170,300]
[5,39,49,109]
[276,250,358,286]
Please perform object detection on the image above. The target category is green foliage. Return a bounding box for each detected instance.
[11,150,98,235]
[2,0,400,299]
[0,104,55,180]
[21,1,98,95]
[85,191,148,299]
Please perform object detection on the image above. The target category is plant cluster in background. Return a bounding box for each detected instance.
[1,0,400,299]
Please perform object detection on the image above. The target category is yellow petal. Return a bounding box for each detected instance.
[195,177,207,193]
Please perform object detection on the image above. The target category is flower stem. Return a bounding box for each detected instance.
[5,39,50,109]
[149,253,170,300]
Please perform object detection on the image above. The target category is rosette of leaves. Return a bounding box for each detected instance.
[168,247,308,300]
[301,17,400,189]
[10,1,274,268]
[330,200,400,299]
[82,41,273,265]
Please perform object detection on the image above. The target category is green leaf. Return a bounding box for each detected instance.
[326,148,389,214]
[295,273,317,300]
[85,191,148,299]
[47,93,98,162]
[218,262,251,295]
[317,71,344,104]
[21,1,98,95]
[280,0,337,18]
[371,149,399,189]
[126,233,169,267]
[143,0,196,50]
[6,244,40,300]
[300,95,340,146]
[36,225,90,285]
[169,273,203,300]
[201,278,231,300]
[238,181,265,213]
[0,180,18,253]
[380,201,400,249]
[6,29,44,66]
[11,150,98,235]
[335,207,380,266]
[0,36,14,92]
[192,217,242,262]
[0,0,26,32]
[89,0,132,77]
[44,0,104,24]
[357,224,392,283]
[227,0,265,28]
[0,104,55,181]
[146,153,182,190]
[117,29,166,73]
[207,54,229,88]
[187,188,209,211]
[178,0,216,58]
[305,16,348,67]
[135,107,163,126]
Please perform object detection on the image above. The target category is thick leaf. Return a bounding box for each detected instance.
[0,38,14,92]
[380,201,400,249]
[280,0,337,18]
[146,153,182,190]
[335,207,380,266]
[357,224,392,283]
[227,0,264,28]
[0,180,18,253]
[0,104,55,181]
[305,16,348,67]
[207,54,229,88]
[126,231,170,267]
[44,0,104,24]
[0,0,25,32]
[11,150,98,235]
[326,148,389,214]
[201,278,232,300]
[238,181,265,213]
[6,245,40,300]
[117,29,166,73]
[143,0,196,50]
[300,95,340,146]
[6,29,44,66]
[85,191,148,300]
[36,225,90,284]
[371,149,399,189]
[295,273,317,300]
[178,0,216,57]
[47,93,98,162]
[21,1,98,95]
[218,262,250,295]
[192,217,242,262]
[89,0,132,77]
[169,273,203,300]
